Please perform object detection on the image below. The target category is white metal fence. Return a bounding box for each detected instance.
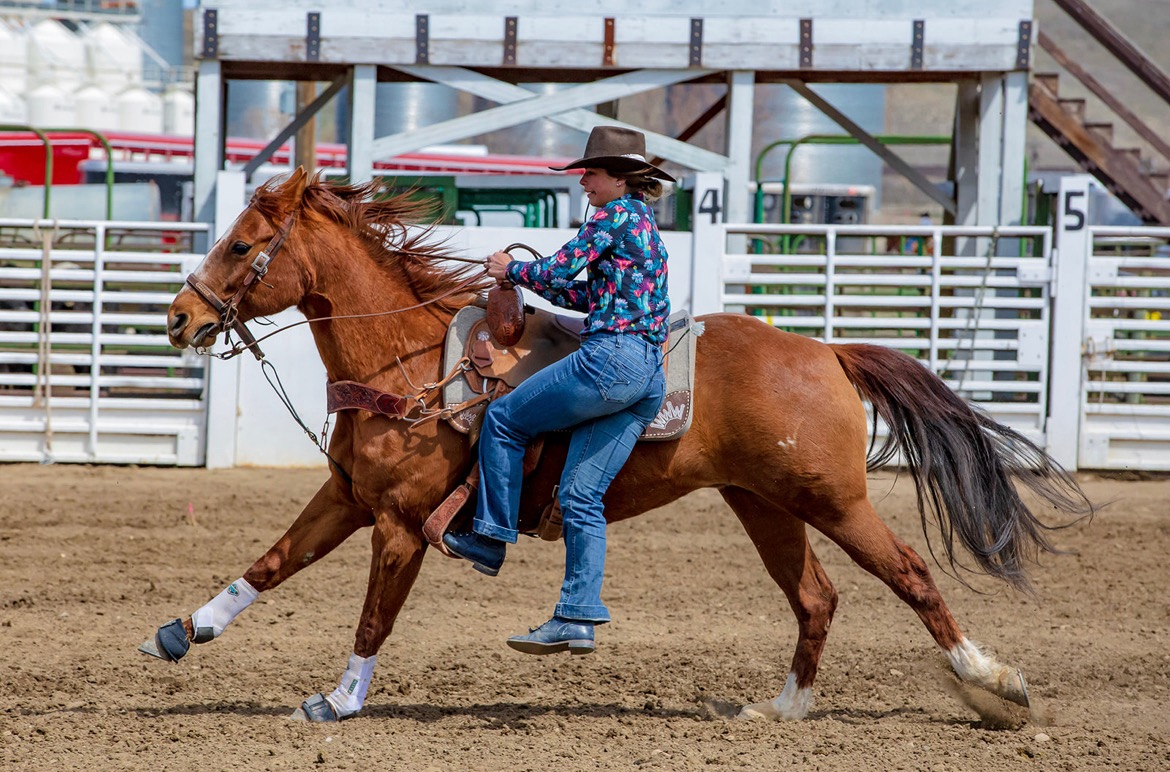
[0,219,208,464]
[1077,225,1170,469]
[709,222,1054,443]
[5,175,1170,471]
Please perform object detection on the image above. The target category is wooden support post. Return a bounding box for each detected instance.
[294,81,318,173]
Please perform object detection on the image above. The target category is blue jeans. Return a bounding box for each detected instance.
[473,332,666,623]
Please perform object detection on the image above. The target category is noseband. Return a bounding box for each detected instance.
[184,208,297,361]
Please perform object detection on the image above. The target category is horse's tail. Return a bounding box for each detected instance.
[830,342,1094,593]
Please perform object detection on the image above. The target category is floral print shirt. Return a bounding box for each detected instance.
[505,193,670,345]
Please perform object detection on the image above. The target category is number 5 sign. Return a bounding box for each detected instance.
[1062,188,1087,232]
[1047,174,1095,469]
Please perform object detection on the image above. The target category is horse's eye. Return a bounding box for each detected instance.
[231,241,251,256]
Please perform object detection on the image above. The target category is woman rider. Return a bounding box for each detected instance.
[443,126,673,655]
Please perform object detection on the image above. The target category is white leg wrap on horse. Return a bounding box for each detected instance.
[946,637,1023,701]
[737,672,812,721]
[190,577,258,642]
[325,653,377,718]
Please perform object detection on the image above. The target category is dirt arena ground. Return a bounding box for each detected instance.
[1,464,1167,771]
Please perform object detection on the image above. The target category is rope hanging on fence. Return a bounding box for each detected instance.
[940,229,999,397]
[31,221,60,463]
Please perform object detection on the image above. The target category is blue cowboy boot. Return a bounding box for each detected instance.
[507,617,595,655]
[442,531,506,576]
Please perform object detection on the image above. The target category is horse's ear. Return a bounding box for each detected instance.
[285,166,309,200]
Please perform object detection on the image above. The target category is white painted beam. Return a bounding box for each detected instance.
[688,173,726,316]
[723,71,755,226]
[976,73,1005,226]
[204,169,247,470]
[371,68,721,165]
[393,64,730,172]
[206,5,1034,72]
[348,64,376,183]
[372,69,707,157]
[193,59,224,248]
[998,71,1028,226]
[212,0,1035,18]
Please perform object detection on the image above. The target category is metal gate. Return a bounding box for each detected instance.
[1076,225,1170,469]
[0,218,209,465]
[712,222,1055,444]
[8,200,1170,471]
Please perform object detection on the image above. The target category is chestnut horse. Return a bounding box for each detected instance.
[153,169,1090,722]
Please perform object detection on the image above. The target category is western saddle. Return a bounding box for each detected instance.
[328,296,702,556]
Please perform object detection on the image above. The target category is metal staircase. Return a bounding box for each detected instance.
[1028,1,1170,224]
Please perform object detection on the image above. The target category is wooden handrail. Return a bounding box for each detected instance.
[1050,0,1170,108]
[1029,82,1170,223]
[1037,30,1170,165]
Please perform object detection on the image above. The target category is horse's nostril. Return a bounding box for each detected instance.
[169,313,188,336]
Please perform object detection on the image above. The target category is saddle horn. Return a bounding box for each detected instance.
[486,243,540,347]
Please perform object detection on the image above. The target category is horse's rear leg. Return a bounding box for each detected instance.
[138,476,372,662]
[814,495,1031,709]
[721,488,838,721]
[295,508,426,722]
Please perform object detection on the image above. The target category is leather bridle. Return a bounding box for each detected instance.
[176,207,531,472]
[184,208,297,361]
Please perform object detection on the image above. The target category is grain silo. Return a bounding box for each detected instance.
[26,20,86,93]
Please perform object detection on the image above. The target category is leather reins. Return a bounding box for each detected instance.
[180,204,537,470]
[184,222,526,363]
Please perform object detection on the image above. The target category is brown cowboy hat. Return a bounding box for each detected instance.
[549,126,676,182]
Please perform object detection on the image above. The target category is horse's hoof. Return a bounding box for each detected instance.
[290,693,339,723]
[736,701,776,720]
[1014,669,1031,709]
[736,699,806,721]
[137,618,190,662]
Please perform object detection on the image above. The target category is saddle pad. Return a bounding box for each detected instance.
[443,305,699,442]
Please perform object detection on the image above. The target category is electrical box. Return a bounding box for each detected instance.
[756,183,874,226]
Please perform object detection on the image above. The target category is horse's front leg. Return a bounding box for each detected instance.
[293,507,426,722]
[138,475,372,662]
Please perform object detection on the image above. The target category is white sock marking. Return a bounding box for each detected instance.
[738,672,812,721]
[946,637,1025,703]
[947,638,997,683]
